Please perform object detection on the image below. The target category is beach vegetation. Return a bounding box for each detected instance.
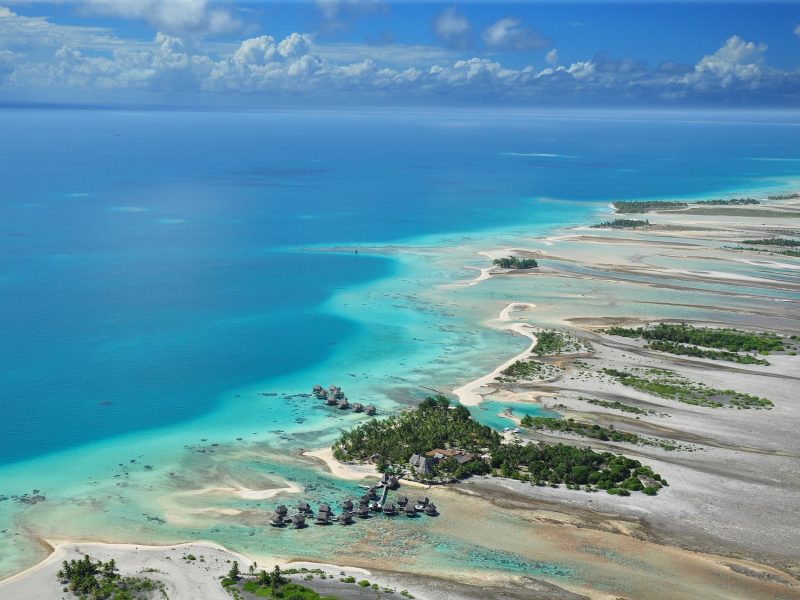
[696,197,759,205]
[590,219,650,228]
[581,397,654,415]
[334,396,665,493]
[604,322,785,355]
[56,555,166,600]
[533,330,591,355]
[767,193,800,200]
[492,256,538,269]
[613,201,688,213]
[601,367,773,409]
[739,238,800,247]
[497,359,562,382]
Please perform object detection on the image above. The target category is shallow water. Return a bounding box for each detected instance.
[1,108,799,581]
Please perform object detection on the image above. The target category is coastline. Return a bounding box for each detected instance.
[452,303,538,406]
[1,188,799,599]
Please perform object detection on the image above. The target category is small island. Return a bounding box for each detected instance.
[333,395,666,495]
[492,256,538,269]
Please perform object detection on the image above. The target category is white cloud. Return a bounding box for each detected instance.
[483,17,550,51]
[433,7,471,50]
[83,0,242,36]
[0,11,797,107]
[684,35,767,89]
[795,24,800,37]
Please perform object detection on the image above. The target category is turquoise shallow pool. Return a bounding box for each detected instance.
[473,400,560,431]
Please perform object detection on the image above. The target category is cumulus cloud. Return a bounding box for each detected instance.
[482,17,550,51]
[83,0,242,36]
[1,12,798,108]
[683,35,767,89]
[433,7,472,50]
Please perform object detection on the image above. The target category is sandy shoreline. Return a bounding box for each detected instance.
[2,194,799,599]
[452,302,538,406]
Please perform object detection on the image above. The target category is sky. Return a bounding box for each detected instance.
[0,1,799,107]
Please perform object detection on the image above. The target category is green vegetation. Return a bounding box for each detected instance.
[492,256,538,269]
[582,397,653,415]
[767,192,800,200]
[521,416,639,443]
[490,441,666,493]
[739,237,800,247]
[521,416,684,451]
[497,359,562,382]
[590,219,650,229]
[679,208,800,218]
[230,565,338,600]
[696,197,759,206]
[604,322,785,354]
[333,395,497,480]
[57,555,165,600]
[602,368,773,409]
[731,246,800,257]
[646,340,770,365]
[613,200,688,213]
[533,330,591,356]
[334,396,665,494]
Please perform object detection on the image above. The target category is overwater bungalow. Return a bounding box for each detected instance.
[351,402,364,413]
[381,473,400,489]
[270,514,286,527]
[315,512,331,525]
[297,501,313,516]
[326,395,338,406]
[414,497,429,511]
[359,495,370,505]
[369,500,381,512]
[338,397,350,409]
[340,511,354,525]
[312,384,323,396]
[383,502,397,515]
[356,505,370,518]
[318,503,332,515]
[396,495,408,507]
[291,514,306,529]
[424,503,438,516]
[365,405,377,416]
[341,499,354,511]
[367,486,378,498]
[275,505,288,516]
[404,504,417,517]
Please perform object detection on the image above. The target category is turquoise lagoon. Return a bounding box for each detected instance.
[1,108,800,579]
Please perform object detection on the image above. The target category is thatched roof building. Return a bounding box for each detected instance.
[408,453,434,477]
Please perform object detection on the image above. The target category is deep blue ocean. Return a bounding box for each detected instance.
[1,108,799,465]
